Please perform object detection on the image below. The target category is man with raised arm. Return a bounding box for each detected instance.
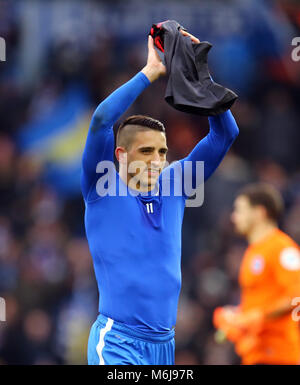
[82,31,239,365]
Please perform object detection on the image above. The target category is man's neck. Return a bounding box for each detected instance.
[247,221,277,245]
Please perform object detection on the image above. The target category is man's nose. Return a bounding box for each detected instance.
[151,152,161,165]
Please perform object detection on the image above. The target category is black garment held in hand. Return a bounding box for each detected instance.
[150,20,238,116]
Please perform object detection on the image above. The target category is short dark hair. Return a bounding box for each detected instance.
[116,115,166,149]
[237,183,284,222]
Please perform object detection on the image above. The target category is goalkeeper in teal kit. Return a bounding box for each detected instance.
[82,31,239,365]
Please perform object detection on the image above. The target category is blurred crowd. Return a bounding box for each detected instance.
[0,0,299,364]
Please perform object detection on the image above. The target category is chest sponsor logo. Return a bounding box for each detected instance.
[250,255,265,275]
[279,248,300,271]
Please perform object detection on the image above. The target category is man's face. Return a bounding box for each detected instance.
[231,195,257,236]
[124,129,168,191]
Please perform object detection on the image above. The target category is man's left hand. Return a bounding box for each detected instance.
[180,29,200,44]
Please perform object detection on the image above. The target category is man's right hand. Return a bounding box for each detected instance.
[142,36,167,83]
[213,306,244,343]
[141,29,200,83]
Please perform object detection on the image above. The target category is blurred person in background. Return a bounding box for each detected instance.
[213,183,300,365]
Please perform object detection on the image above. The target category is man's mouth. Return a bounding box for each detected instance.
[147,169,160,177]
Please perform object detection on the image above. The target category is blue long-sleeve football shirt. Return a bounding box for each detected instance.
[81,72,239,333]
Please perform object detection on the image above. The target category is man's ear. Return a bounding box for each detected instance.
[256,205,268,221]
[115,146,127,165]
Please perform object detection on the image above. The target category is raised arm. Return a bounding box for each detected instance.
[158,29,238,197]
[182,109,239,186]
[81,36,166,200]
[81,72,150,199]
[160,109,238,200]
